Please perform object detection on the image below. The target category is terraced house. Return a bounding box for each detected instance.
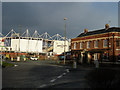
[71,24,120,63]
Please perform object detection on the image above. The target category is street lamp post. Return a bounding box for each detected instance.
[64,17,67,65]
[113,34,115,63]
[18,25,22,61]
[18,25,22,53]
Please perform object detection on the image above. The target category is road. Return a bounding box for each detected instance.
[2,60,93,88]
[0,66,2,89]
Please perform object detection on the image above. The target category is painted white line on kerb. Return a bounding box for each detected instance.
[40,84,47,88]
[57,75,63,79]
[50,79,56,83]
[50,65,63,67]
[63,73,66,75]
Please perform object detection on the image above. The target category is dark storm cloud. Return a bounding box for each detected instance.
[2,2,118,39]
[119,1,120,27]
[0,2,2,34]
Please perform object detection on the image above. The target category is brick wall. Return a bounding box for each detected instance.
[71,32,120,61]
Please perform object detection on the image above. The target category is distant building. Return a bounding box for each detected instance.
[53,40,69,55]
[71,24,120,63]
[0,37,5,51]
[11,38,43,53]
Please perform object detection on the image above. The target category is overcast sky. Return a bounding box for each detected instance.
[2,2,118,39]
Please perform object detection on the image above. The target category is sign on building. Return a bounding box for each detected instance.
[53,40,69,55]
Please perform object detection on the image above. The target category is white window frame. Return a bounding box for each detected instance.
[103,39,107,48]
[94,40,98,48]
[94,53,98,60]
[87,41,90,49]
[80,42,83,49]
[74,42,76,49]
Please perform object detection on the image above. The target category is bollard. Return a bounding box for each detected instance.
[73,61,77,69]
[94,60,99,68]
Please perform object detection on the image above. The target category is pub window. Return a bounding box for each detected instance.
[116,40,119,47]
[87,41,90,48]
[74,43,76,49]
[94,40,98,48]
[80,42,83,49]
[94,53,98,60]
[103,53,109,61]
[103,39,107,47]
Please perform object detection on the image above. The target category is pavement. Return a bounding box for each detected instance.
[0,66,2,90]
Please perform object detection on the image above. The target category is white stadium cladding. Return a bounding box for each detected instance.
[0,29,70,54]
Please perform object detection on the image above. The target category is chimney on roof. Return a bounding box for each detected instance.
[105,24,109,30]
[84,28,88,33]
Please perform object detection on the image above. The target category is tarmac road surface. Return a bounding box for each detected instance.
[2,60,92,88]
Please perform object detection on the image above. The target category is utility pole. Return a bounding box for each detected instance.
[64,17,67,65]
[113,34,115,63]
[45,32,48,60]
[18,25,22,52]
[17,25,22,61]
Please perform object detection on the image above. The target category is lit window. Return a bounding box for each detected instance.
[87,42,90,48]
[74,43,76,49]
[94,53,98,60]
[80,42,83,49]
[103,39,107,47]
[94,40,98,48]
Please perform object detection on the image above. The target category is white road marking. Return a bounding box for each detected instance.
[57,75,63,79]
[50,79,56,82]
[14,65,18,67]
[50,69,69,83]
[40,84,47,88]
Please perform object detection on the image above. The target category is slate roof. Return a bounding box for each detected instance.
[77,27,120,38]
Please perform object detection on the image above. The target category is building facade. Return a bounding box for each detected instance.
[71,24,120,63]
[53,40,69,55]
[11,38,43,53]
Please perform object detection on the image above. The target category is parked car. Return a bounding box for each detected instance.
[30,57,38,61]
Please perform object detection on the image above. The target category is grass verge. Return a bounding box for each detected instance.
[2,61,14,68]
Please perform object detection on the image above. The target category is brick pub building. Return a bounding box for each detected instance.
[71,24,120,63]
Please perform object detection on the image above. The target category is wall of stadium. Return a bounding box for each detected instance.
[53,40,69,55]
[11,39,43,53]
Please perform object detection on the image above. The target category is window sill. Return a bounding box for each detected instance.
[94,47,98,48]
[103,46,108,48]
